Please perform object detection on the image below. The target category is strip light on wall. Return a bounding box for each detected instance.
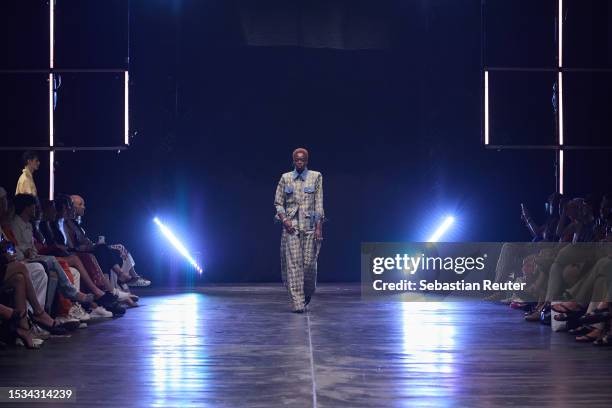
[558,72,564,146]
[484,70,489,145]
[558,0,563,68]
[50,0,54,69]
[558,0,564,194]
[125,71,129,145]
[559,150,564,195]
[49,0,55,200]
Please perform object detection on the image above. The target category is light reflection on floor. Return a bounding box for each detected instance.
[400,302,458,397]
[149,293,208,406]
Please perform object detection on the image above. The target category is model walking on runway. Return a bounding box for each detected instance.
[274,148,325,312]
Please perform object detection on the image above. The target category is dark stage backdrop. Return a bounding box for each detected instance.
[1,0,611,284]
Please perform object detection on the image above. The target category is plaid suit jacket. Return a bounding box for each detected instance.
[274,169,324,231]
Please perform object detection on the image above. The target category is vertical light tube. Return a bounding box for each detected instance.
[558,0,564,196]
[49,74,54,148]
[558,72,564,146]
[124,71,129,145]
[49,151,55,199]
[484,70,489,145]
[559,150,564,195]
[50,0,54,69]
[49,0,55,200]
[49,73,54,201]
[558,0,563,68]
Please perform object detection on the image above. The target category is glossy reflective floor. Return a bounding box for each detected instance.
[1,284,612,407]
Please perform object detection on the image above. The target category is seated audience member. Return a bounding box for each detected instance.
[594,193,612,242]
[521,193,563,242]
[540,196,612,342]
[1,301,40,348]
[1,236,65,339]
[540,199,597,303]
[554,197,590,243]
[38,199,131,312]
[1,187,50,317]
[53,196,134,311]
[71,195,150,287]
[487,194,564,302]
[0,283,40,349]
[8,194,93,309]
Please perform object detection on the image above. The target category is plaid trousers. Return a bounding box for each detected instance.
[280,228,321,310]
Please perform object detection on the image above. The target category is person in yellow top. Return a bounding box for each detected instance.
[15,151,40,197]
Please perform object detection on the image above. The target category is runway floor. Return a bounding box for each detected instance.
[1,284,612,407]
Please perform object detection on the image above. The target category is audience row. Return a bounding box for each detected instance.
[1,151,150,349]
[492,192,612,346]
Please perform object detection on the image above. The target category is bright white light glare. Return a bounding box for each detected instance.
[428,216,455,243]
[558,0,563,68]
[154,217,203,273]
[559,150,564,195]
[124,71,129,145]
[484,71,489,145]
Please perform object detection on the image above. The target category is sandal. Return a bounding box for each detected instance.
[11,318,40,350]
[14,327,41,349]
[551,303,584,314]
[552,304,585,321]
[568,325,593,336]
[576,329,601,343]
[578,311,611,325]
[524,309,542,322]
[29,311,68,336]
[593,334,612,347]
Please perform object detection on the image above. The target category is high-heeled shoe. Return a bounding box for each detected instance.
[14,328,42,349]
[29,311,68,336]
[593,334,612,346]
[592,318,611,346]
[10,318,41,350]
[552,303,586,321]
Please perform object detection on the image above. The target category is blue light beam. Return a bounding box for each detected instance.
[427,216,455,243]
[153,217,203,273]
